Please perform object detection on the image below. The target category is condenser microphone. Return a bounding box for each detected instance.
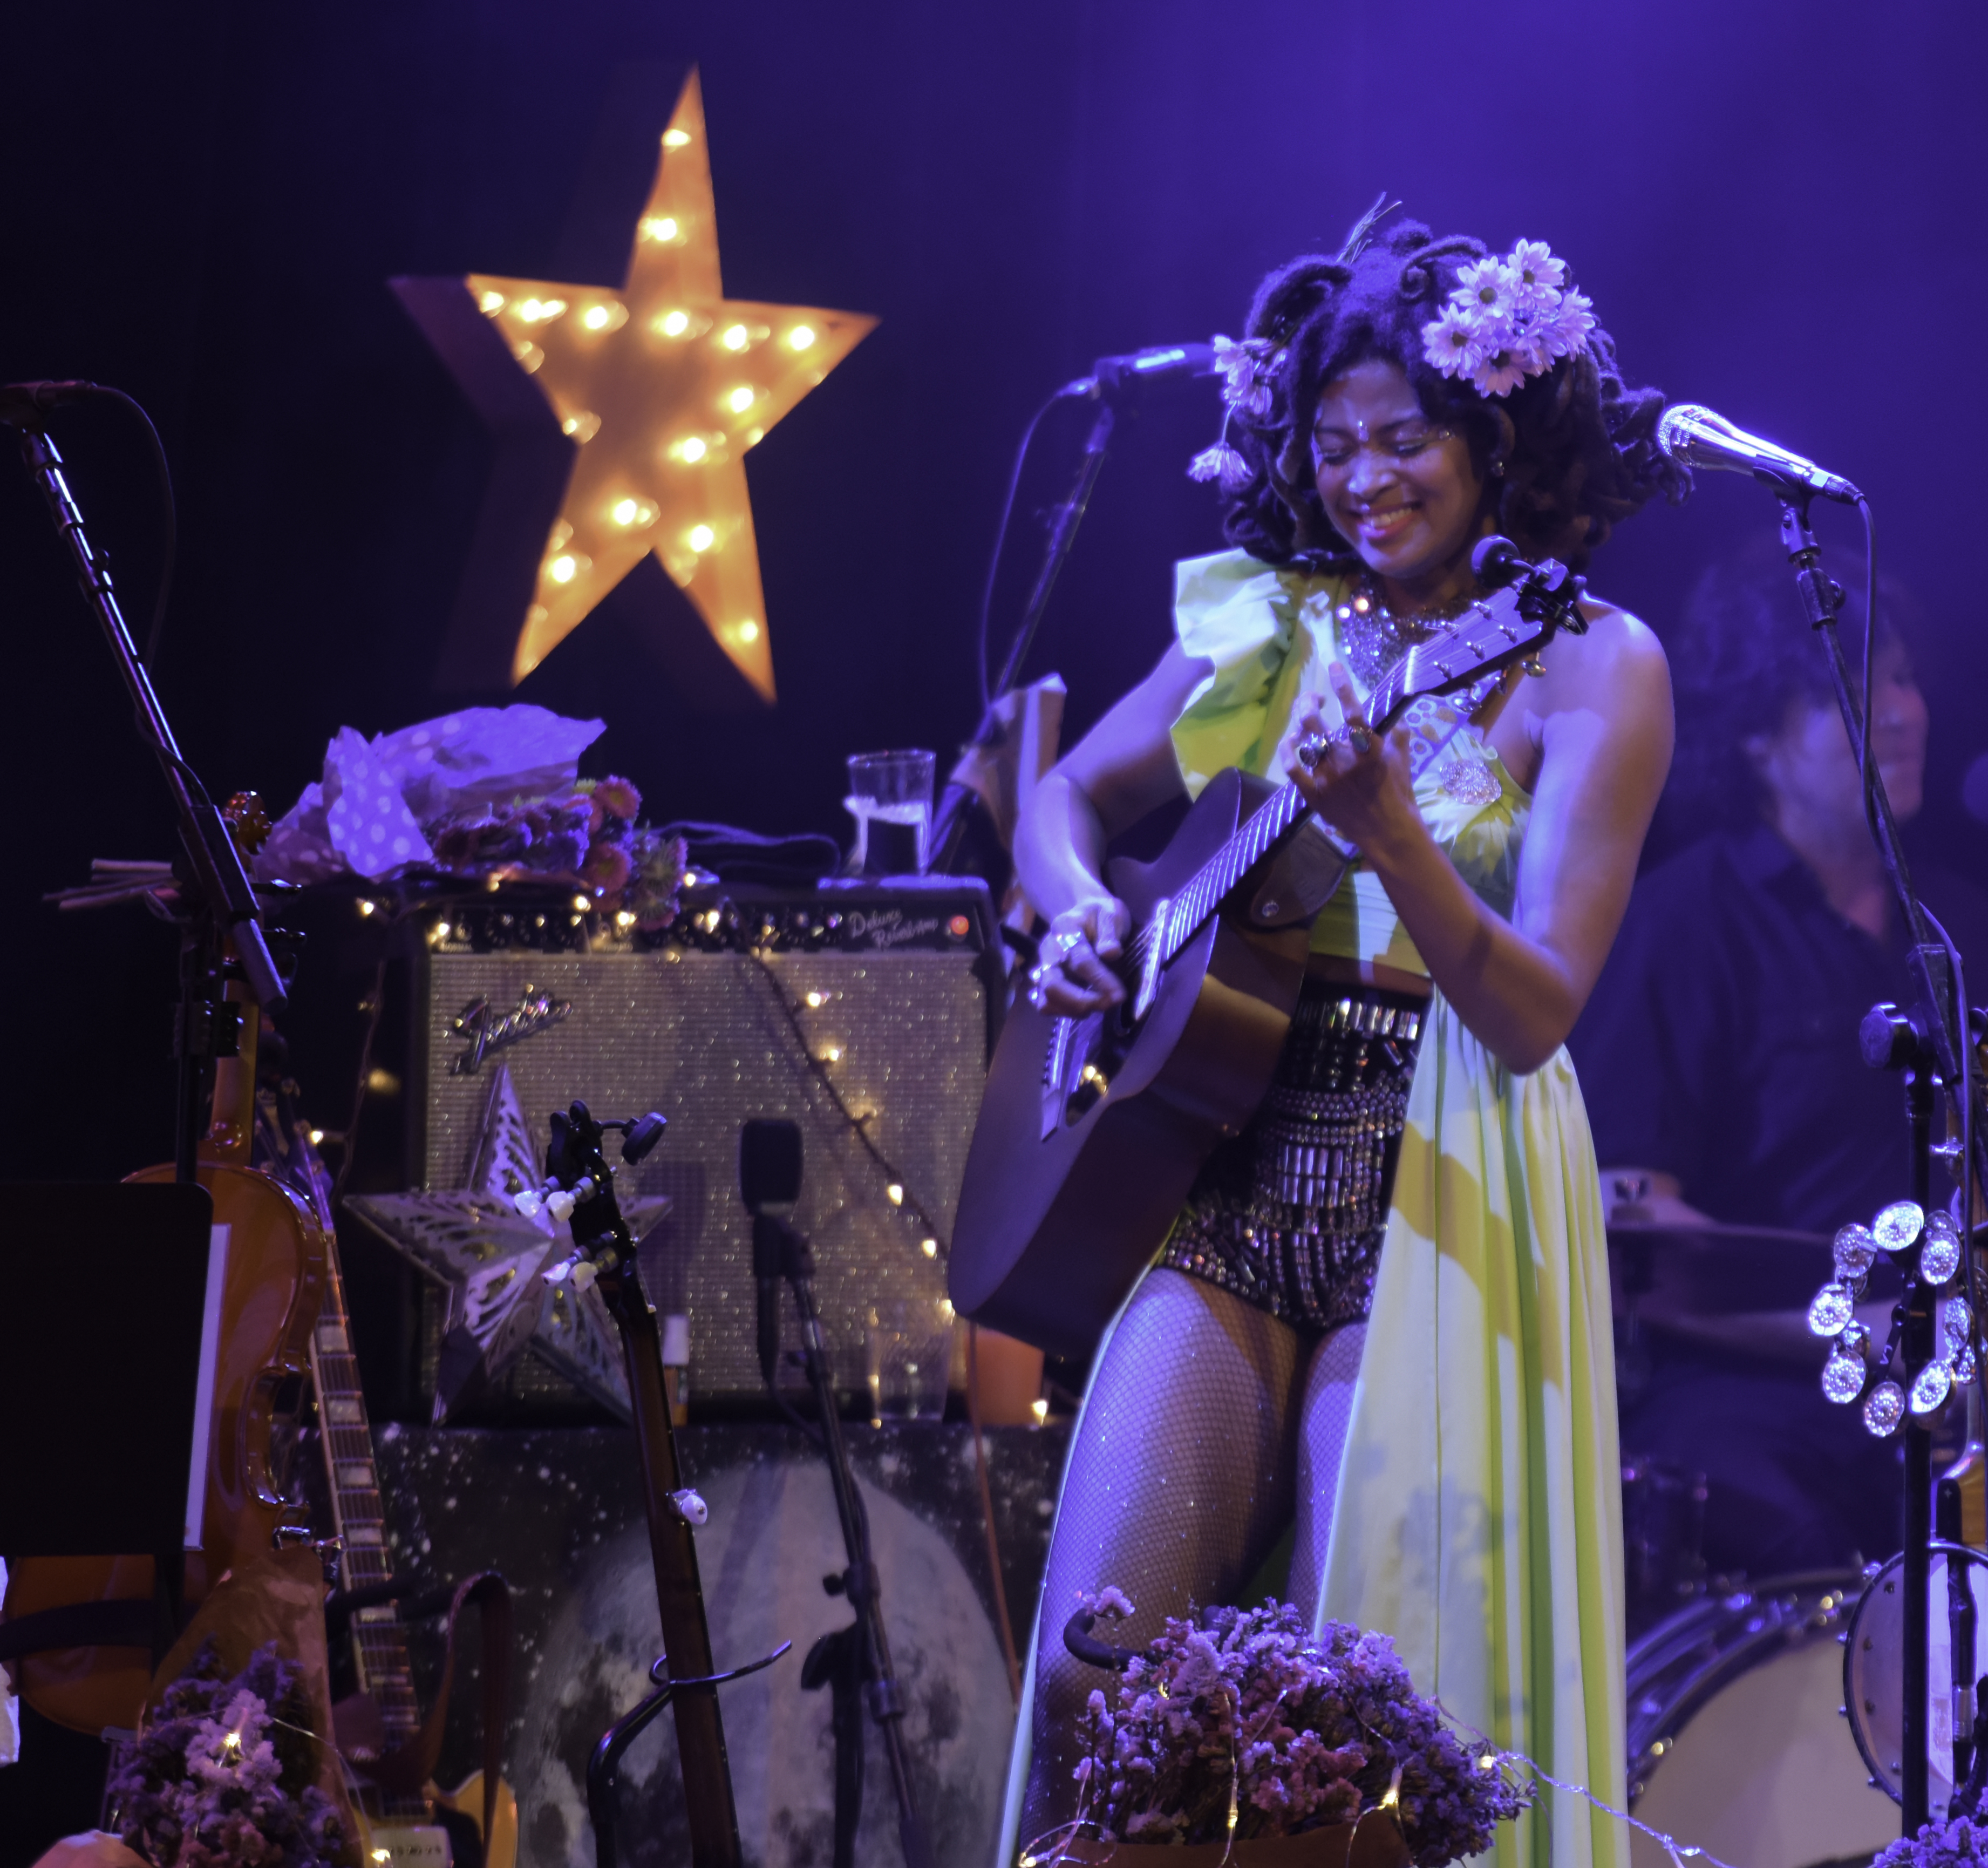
[1656,402,1862,505]
[1065,342,1219,402]
[0,381,104,425]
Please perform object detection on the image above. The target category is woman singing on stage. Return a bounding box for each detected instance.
[1003,207,1687,1867]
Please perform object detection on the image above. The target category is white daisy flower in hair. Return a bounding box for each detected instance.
[1422,302,1486,379]
[1472,342,1541,398]
[1454,254,1518,321]
[1506,239,1567,312]
[1533,287,1597,361]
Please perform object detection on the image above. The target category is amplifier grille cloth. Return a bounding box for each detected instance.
[420,949,987,1398]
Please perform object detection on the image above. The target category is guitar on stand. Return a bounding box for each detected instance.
[514,1100,788,1868]
[312,1247,518,1868]
[950,538,1590,1356]
[241,945,518,1867]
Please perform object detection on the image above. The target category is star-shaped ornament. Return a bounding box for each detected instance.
[345,1064,666,1422]
[447,69,874,699]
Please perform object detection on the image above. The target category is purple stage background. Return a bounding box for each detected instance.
[2,0,1983,1186]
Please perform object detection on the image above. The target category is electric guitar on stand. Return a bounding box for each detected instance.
[950,541,1589,1357]
[246,1011,516,1867]
[311,1246,517,1868]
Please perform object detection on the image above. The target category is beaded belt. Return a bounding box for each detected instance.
[1160,979,1427,1332]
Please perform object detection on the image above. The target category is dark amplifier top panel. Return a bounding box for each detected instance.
[419,874,1000,961]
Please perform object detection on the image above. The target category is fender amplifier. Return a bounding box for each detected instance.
[409,875,1003,1405]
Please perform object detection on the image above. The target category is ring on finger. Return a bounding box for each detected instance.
[1296,730,1331,770]
[1346,722,1373,755]
[1051,928,1084,961]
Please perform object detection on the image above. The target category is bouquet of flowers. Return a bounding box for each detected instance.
[253,706,689,929]
[107,1638,347,1867]
[1067,1592,1531,1866]
[423,772,689,930]
[1873,1815,1988,1868]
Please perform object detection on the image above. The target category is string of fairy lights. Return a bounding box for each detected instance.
[745,945,951,1270]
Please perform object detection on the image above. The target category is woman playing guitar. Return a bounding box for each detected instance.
[1003,209,1686,1868]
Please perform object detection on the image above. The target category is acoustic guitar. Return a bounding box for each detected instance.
[949,560,1587,1358]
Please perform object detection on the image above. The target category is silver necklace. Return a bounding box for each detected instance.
[1330,579,1479,692]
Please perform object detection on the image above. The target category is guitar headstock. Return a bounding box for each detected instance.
[516,1099,668,1293]
[1371,563,1587,728]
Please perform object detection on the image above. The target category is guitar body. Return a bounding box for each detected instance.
[951,770,1312,1358]
[360,1772,519,1868]
[5,986,326,1735]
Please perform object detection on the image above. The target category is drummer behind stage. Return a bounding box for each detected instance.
[1569,546,1988,1583]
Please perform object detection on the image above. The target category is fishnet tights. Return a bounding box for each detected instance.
[1020,1267,1368,1843]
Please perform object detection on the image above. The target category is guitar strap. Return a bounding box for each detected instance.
[1391,688,1494,787]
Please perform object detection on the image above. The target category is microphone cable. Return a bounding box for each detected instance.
[974,384,1082,713]
[10,382,178,670]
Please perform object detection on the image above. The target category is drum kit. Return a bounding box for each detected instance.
[1608,1190,1985,1867]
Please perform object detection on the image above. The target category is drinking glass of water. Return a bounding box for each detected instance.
[845,749,936,875]
[866,1295,955,1425]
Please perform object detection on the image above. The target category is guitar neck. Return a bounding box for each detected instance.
[312,1249,427,1814]
[1153,656,1417,969]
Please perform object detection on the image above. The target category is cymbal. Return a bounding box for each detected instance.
[1606,1212,1901,1324]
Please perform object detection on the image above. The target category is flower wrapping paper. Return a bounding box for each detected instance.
[257,705,604,884]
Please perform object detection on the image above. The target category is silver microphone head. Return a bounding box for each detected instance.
[1655,402,1731,469]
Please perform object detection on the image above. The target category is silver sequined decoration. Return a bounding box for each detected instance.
[1435,759,1503,807]
[1834,1223,1879,1281]
[1864,1379,1907,1436]
[1958,1343,1979,1385]
[1911,1361,1953,1416]
[1875,1200,1925,1253]
[1807,1282,1855,1337]
[1823,1345,1868,1405]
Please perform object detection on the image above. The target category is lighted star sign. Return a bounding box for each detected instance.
[465,70,875,699]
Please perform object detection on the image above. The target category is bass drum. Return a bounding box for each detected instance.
[1626,1572,1900,1868]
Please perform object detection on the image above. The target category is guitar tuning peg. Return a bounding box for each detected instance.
[1522,656,1546,678]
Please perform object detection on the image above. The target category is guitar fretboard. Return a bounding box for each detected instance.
[311,1257,427,1818]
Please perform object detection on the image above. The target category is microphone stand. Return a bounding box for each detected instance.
[6,404,287,1651]
[930,393,1114,873]
[752,1208,932,1868]
[1777,495,1987,1833]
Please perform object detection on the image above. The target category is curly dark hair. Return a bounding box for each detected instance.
[1665,536,1922,832]
[1215,205,1689,574]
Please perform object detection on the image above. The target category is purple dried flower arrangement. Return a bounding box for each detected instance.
[107,1637,348,1867]
[1873,1814,1988,1868]
[425,775,689,929]
[1066,1593,1532,1866]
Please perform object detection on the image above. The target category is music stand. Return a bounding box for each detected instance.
[0,1181,214,1568]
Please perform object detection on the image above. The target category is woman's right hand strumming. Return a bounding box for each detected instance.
[1027,896,1133,1014]
[1011,641,1208,1020]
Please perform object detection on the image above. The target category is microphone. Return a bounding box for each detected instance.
[1656,402,1861,505]
[0,381,104,426]
[740,1119,805,1387]
[1064,342,1218,402]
